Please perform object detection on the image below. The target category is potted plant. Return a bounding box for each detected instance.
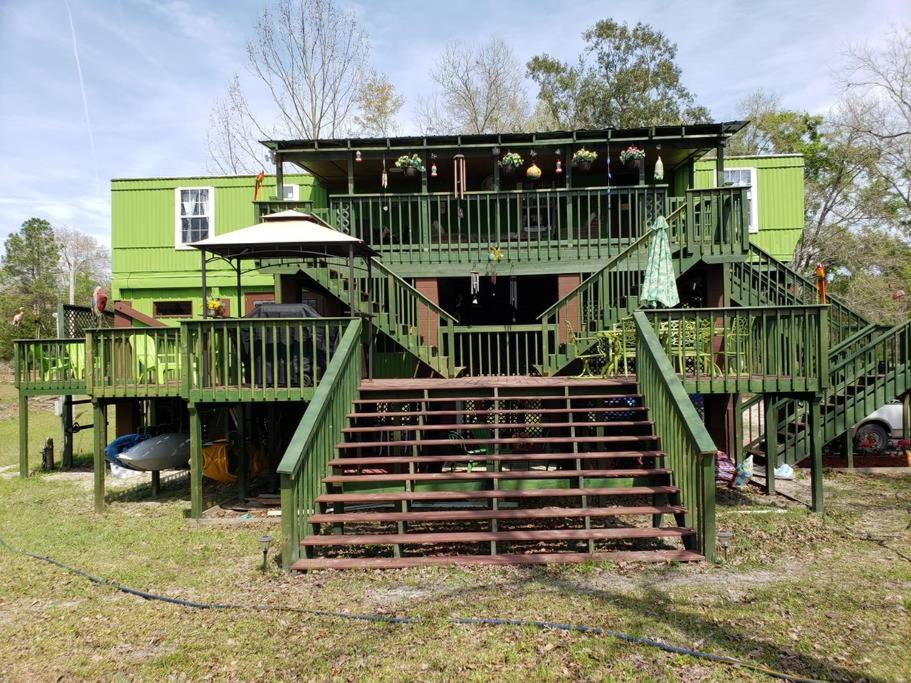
[572,148,597,172]
[499,151,524,175]
[395,154,425,177]
[619,145,646,169]
[206,297,226,318]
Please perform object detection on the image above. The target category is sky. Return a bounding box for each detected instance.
[1,0,909,246]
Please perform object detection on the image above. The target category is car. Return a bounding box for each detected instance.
[853,401,906,454]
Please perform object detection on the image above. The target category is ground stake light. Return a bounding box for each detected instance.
[258,534,273,571]
[717,529,733,562]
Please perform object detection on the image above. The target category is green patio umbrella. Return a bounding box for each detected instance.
[639,215,680,308]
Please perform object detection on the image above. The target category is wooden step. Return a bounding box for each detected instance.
[349,406,648,420]
[342,420,654,434]
[329,450,664,466]
[301,526,693,546]
[291,549,703,570]
[323,468,670,484]
[337,435,659,450]
[358,377,636,392]
[352,393,641,406]
[307,504,686,524]
[317,485,678,504]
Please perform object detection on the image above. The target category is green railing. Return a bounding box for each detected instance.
[14,338,87,396]
[183,318,351,403]
[87,327,184,398]
[730,244,868,345]
[277,318,363,570]
[303,255,458,376]
[633,312,716,561]
[684,187,750,257]
[643,306,830,394]
[443,324,555,376]
[537,232,653,375]
[328,186,667,264]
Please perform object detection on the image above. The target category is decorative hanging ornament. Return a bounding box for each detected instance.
[355,150,362,163]
[555,159,563,174]
[470,271,480,306]
[381,168,388,189]
[654,155,664,181]
[526,162,542,180]
[430,163,438,177]
[509,276,518,322]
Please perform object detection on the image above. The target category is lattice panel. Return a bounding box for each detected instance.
[57,304,113,337]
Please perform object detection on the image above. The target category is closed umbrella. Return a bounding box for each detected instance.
[639,215,679,308]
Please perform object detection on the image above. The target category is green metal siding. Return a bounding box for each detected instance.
[111,174,322,317]
[693,155,804,261]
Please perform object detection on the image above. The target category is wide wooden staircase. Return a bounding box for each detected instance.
[290,377,702,570]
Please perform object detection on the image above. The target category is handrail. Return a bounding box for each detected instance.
[633,311,717,561]
[277,318,363,569]
[14,338,87,394]
[328,185,666,199]
[369,257,457,322]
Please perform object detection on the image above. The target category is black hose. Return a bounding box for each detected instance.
[0,537,820,682]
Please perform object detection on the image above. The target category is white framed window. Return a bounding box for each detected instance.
[717,167,759,234]
[282,183,300,201]
[174,187,214,249]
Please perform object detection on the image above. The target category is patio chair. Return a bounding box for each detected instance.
[565,320,603,377]
[674,318,721,377]
[721,314,752,374]
[31,346,72,383]
[130,334,180,385]
[606,317,638,377]
[447,430,488,473]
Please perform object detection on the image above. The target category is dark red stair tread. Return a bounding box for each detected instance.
[292,549,703,570]
[342,420,654,434]
[316,485,678,504]
[329,450,664,466]
[307,505,686,524]
[322,468,670,483]
[349,406,648,419]
[337,435,658,449]
[352,393,641,406]
[359,377,635,391]
[301,526,693,546]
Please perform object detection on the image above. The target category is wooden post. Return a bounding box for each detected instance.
[150,471,160,498]
[731,393,743,466]
[200,251,208,319]
[809,396,824,514]
[18,393,28,478]
[189,403,203,519]
[275,152,284,199]
[347,244,356,316]
[366,257,374,379]
[845,427,855,469]
[93,400,106,512]
[763,395,778,495]
[903,393,911,450]
[716,140,725,188]
[700,451,717,563]
[235,262,243,321]
[237,404,248,501]
[62,395,74,469]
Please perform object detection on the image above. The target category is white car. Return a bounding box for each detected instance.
[854,401,905,454]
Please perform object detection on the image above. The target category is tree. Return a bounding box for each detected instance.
[417,39,529,135]
[352,71,405,137]
[55,226,110,306]
[527,19,710,130]
[208,0,374,173]
[0,218,61,347]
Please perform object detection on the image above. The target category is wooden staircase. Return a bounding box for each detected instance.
[302,256,459,377]
[291,376,702,570]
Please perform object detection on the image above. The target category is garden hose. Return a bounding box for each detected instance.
[0,536,821,682]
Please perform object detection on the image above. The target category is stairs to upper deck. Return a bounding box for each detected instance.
[291,376,702,571]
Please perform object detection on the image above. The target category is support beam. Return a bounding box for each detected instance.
[18,393,28,478]
[62,395,73,469]
[366,257,374,379]
[763,395,779,496]
[93,400,107,512]
[236,262,243,322]
[808,396,824,514]
[189,404,203,519]
[716,141,725,188]
[845,427,855,469]
[151,471,160,498]
[275,152,284,199]
[904,393,911,450]
[236,404,248,502]
[347,244,356,316]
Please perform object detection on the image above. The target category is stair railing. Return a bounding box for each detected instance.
[633,311,717,561]
[277,317,363,570]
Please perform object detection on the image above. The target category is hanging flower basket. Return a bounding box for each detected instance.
[404,166,418,177]
[572,148,597,172]
[499,151,523,176]
[619,145,646,169]
[395,154,425,177]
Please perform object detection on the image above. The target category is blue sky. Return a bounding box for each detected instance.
[1,0,908,245]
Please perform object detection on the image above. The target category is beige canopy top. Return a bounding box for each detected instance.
[189,209,376,260]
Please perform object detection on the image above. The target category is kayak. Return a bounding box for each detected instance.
[118,433,190,471]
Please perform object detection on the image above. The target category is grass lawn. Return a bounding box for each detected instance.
[1,382,909,681]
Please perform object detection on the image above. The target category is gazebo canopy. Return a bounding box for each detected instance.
[189,210,376,260]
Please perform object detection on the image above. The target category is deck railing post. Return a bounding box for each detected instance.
[93,400,106,512]
[189,403,203,519]
[808,395,824,514]
[18,391,28,479]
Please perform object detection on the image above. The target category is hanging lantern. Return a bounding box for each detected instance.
[654,155,664,181]
[355,150,362,163]
[430,163,438,177]
[526,162,542,180]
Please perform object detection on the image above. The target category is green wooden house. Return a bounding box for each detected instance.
[15,123,911,572]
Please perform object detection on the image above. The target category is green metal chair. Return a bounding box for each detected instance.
[30,345,72,383]
[130,334,180,385]
[721,314,751,374]
[606,317,638,377]
[673,318,721,377]
[565,320,603,377]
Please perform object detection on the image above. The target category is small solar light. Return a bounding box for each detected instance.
[257,534,273,571]
[355,150,362,162]
[717,529,733,562]
[430,163,438,177]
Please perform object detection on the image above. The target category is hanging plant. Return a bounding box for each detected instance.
[619,145,646,168]
[572,147,598,172]
[499,151,524,175]
[395,154,425,177]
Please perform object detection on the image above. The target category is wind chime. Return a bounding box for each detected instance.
[470,271,480,306]
[454,153,467,220]
[380,157,389,212]
[509,276,518,322]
